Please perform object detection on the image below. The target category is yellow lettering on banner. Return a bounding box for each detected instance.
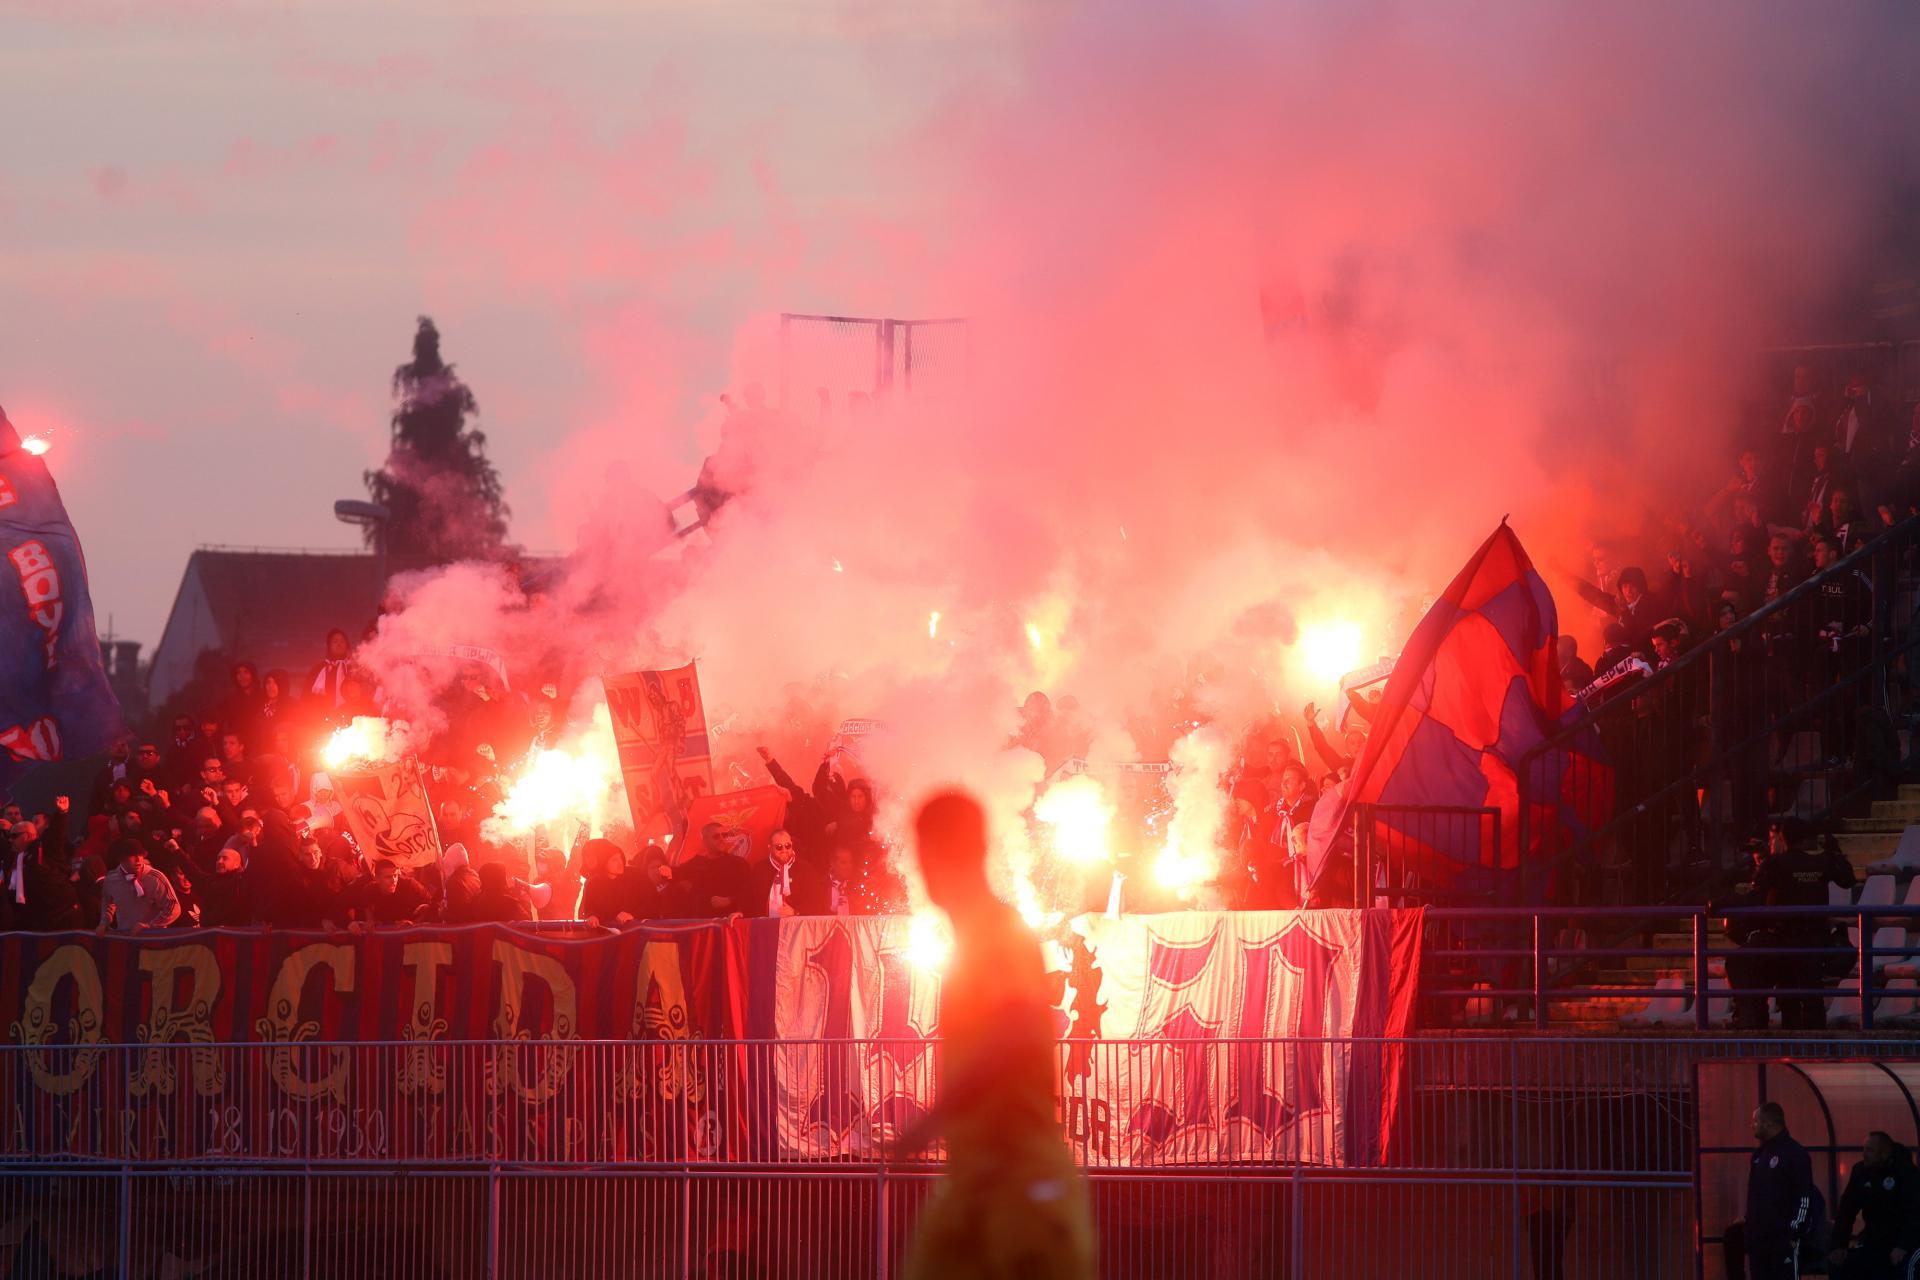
[487,941,578,1103]
[398,941,454,1096]
[130,946,225,1099]
[253,944,356,1103]
[9,945,105,1096]
[617,939,703,1105]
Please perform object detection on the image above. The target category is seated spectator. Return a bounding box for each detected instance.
[194,845,253,928]
[102,839,181,931]
[347,859,433,926]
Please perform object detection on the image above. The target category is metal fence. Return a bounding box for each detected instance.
[4,1036,1915,1278]
[1351,804,1502,906]
[1516,512,1920,907]
[1422,904,1920,1031]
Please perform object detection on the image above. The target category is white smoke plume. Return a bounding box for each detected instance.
[348,6,1920,901]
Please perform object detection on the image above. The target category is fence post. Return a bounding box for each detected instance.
[486,1164,501,1280]
[1508,1038,1524,1280]
[116,1164,132,1280]
[1860,910,1876,1032]
[1532,914,1547,1031]
[1289,1149,1304,1277]
[875,1133,891,1279]
[1693,912,1711,1032]
[303,1165,314,1280]
[680,1162,694,1280]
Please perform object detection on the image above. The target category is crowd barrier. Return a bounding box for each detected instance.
[3,1036,1912,1279]
[1424,904,1920,1030]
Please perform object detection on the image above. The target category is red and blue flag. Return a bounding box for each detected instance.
[1307,523,1607,896]
[0,406,123,790]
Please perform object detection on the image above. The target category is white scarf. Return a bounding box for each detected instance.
[768,861,792,916]
[311,660,350,704]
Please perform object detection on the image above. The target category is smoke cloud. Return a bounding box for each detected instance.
[357,4,1920,903]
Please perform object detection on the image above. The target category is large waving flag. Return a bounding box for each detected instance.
[1306,523,1575,896]
[0,406,124,790]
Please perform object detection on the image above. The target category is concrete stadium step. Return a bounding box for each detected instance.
[1870,799,1920,823]
[1842,817,1910,834]
[1837,832,1903,870]
[1899,784,1920,804]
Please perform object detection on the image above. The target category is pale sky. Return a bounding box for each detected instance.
[0,1,1016,648]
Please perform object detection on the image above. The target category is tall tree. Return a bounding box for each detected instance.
[365,317,510,570]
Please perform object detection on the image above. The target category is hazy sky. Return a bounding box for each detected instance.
[0,1,1012,648]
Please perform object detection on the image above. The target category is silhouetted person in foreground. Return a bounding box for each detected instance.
[900,791,1094,1280]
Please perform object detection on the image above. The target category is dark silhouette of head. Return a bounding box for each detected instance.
[915,790,991,918]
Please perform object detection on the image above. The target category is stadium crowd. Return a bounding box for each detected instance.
[4,365,1918,941]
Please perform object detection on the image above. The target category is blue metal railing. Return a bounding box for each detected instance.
[1422,904,1920,1031]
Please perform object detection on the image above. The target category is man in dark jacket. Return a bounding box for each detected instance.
[1830,1131,1919,1279]
[747,829,830,917]
[347,860,433,926]
[245,812,315,927]
[194,845,253,928]
[1726,1102,1817,1280]
[1575,565,1667,650]
[467,862,535,923]
[632,844,687,920]
[13,799,81,931]
[675,823,753,918]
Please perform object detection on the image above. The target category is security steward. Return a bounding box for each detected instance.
[1723,821,1856,1030]
[1830,1131,1920,1280]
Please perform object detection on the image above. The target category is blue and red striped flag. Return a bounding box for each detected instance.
[1306,523,1597,895]
[0,406,123,790]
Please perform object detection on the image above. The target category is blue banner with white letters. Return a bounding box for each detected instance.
[0,404,124,790]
